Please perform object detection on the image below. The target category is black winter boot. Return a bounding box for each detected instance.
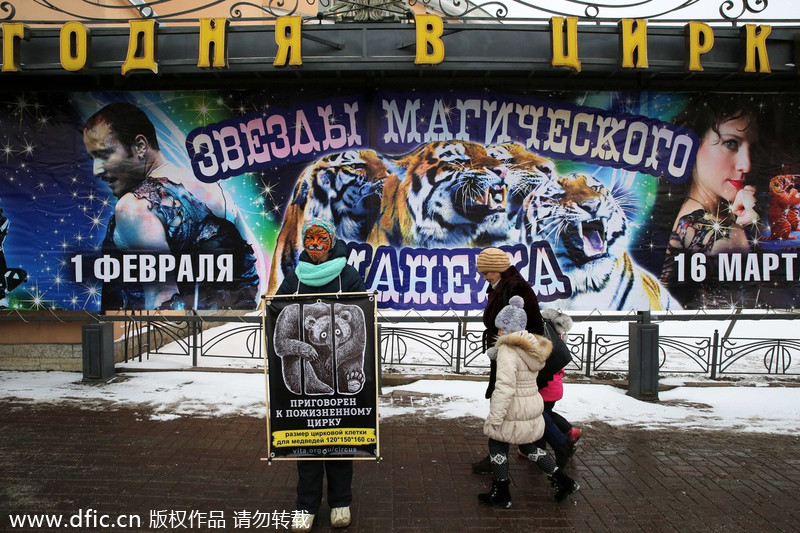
[549,468,579,502]
[478,479,511,508]
[553,442,575,469]
[472,455,492,475]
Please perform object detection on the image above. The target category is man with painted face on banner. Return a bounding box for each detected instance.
[82,102,264,310]
[275,217,366,532]
[0,209,27,308]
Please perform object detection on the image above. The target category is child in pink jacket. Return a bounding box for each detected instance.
[539,309,581,445]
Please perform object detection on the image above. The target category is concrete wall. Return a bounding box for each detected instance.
[0,343,83,371]
[0,315,126,372]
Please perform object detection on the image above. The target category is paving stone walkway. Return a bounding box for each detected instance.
[1,390,798,532]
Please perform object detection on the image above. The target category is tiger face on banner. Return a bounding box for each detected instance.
[368,140,509,248]
[486,142,556,242]
[518,173,676,311]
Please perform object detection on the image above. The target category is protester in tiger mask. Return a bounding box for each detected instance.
[275,218,366,532]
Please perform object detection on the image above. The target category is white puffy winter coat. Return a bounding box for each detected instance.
[483,330,552,445]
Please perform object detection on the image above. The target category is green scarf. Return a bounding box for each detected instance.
[295,257,347,287]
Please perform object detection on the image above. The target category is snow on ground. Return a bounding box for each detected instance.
[4,309,797,431]
[1,370,798,434]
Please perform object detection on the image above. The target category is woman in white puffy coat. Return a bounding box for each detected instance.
[479,296,579,508]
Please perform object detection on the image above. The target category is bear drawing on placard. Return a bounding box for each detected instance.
[301,302,336,395]
[333,303,366,394]
[274,301,366,396]
[273,302,334,395]
[273,303,307,394]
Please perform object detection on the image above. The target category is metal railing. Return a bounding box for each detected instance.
[112,310,800,378]
[1,0,783,26]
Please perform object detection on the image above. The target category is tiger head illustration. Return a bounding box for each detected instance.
[487,142,556,242]
[267,150,390,294]
[487,142,555,201]
[522,173,678,311]
[521,173,634,293]
[368,140,508,248]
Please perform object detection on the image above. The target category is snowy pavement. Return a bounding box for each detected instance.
[1,370,797,434]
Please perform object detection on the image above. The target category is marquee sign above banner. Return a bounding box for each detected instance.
[1,17,797,78]
[0,0,798,79]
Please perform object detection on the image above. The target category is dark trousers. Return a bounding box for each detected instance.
[296,460,353,514]
[535,410,567,450]
[543,400,573,434]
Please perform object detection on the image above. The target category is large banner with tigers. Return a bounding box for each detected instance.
[1,90,799,311]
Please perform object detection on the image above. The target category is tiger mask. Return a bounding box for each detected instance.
[521,173,678,311]
[487,142,556,242]
[267,150,390,294]
[368,140,508,248]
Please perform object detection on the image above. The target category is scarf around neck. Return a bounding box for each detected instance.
[295,256,347,287]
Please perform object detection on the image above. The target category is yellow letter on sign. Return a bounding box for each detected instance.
[274,16,302,67]
[686,22,714,71]
[415,15,444,65]
[198,18,229,69]
[742,24,771,73]
[122,19,159,75]
[2,23,30,72]
[550,17,581,72]
[620,19,648,69]
[60,21,90,72]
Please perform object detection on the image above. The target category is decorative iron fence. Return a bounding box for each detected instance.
[0,0,782,25]
[115,311,800,378]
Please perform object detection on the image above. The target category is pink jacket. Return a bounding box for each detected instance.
[538,368,564,403]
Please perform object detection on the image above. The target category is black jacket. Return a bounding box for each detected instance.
[535,320,572,390]
[483,266,544,398]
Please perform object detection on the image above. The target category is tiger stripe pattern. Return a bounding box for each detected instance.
[368,140,509,248]
[487,142,556,243]
[520,172,679,311]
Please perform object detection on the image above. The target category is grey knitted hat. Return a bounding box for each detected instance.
[495,295,527,333]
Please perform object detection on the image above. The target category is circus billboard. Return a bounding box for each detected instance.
[1,89,798,312]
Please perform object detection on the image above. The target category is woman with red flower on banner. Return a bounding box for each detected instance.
[659,95,761,308]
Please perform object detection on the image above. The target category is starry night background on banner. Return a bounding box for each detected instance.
[0,90,325,311]
[627,92,800,298]
[0,93,98,311]
[371,89,800,309]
